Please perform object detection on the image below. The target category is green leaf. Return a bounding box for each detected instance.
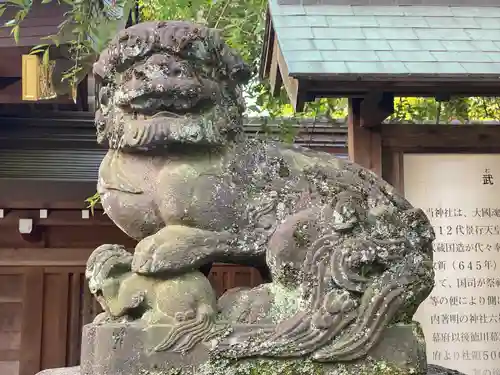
[6,0,27,7]
[43,47,50,65]
[32,43,49,50]
[11,25,19,44]
[42,0,53,3]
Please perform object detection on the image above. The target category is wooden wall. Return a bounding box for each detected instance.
[0,1,67,48]
[380,124,500,194]
[0,266,100,375]
[0,207,264,375]
[0,1,88,106]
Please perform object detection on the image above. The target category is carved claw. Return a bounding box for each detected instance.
[131,236,157,274]
[131,255,153,274]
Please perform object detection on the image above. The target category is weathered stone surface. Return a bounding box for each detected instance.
[36,363,466,375]
[35,367,80,375]
[80,323,209,374]
[36,364,466,375]
[80,323,428,375]
[36,20,466,375]
[427,365,464,375]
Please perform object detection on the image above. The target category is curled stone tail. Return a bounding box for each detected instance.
[312,282,404,361]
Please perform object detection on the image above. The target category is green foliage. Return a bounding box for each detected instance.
[4,0,498,122]
[390,97,500,124]
[85,191,101,214]
[138,0,500,124]
[139,0,265,64]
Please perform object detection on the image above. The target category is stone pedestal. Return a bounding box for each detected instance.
[80,323,209,375]
[35,322,466,375]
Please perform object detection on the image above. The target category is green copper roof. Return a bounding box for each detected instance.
[269,2,500,76]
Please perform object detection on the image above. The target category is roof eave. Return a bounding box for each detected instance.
[289,74,500,98]
[290,73,500,82]
[258,7,274,81]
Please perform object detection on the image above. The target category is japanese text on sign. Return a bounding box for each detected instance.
[404,154,500,375]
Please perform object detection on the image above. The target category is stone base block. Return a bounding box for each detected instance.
[35,366,80,375]
[35,365,466,375]
[35,322,466,375]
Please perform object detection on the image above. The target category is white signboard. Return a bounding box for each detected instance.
[404,154,500,375]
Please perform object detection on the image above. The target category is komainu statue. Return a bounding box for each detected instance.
[37,20,464,375]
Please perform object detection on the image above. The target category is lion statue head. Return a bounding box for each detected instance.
[93,21,252,151]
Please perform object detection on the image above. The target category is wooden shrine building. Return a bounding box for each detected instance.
[261,0,500,180]
[0,2,117,375]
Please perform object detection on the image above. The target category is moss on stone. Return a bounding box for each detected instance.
[359,360,419,375]
[196,358,420,375]
[293,221,311,248]
[198,358,323,375]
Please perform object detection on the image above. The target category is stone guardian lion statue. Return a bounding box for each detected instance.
[80,20,461,375]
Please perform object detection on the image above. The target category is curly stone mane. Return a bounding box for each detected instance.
[85,244,132,294]
[93,20,251,85]
[93,21,253,150]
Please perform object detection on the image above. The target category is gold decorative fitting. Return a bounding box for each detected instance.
[22,54,57,101]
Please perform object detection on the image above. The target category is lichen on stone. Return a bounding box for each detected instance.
[72,19,466,375]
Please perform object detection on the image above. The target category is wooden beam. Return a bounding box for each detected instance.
[0,209,112,227]
[0,181,97,210]
[382,150,404,194]
[274,40,306,111]
[0,349,18,361]
[259,10,274,81]
[298,79,500,98]
[0,248,93,267]
[348,98,382,176]
[19,268,44,375]
[381,124,500,152]
[360,92,394,127]
[268,37,283,97]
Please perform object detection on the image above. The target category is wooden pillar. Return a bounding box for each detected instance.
[19,268,44,375]
[347,98,383,176]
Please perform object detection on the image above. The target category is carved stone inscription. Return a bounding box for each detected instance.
[405,154,500,375]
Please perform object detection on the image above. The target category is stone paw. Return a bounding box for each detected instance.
[131,236,157,274]
[131,255,154,274]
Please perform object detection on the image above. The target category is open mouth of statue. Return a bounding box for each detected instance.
[122,94,216,118]
[116,81,217,116]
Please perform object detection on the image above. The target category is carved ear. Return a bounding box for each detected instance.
[229,62,252,86]
[99,258,132,281]
[223,48,252,86]
[209,30,252,86]
[86,245,133,294]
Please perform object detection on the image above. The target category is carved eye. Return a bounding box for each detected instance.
[171,66,183,77]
